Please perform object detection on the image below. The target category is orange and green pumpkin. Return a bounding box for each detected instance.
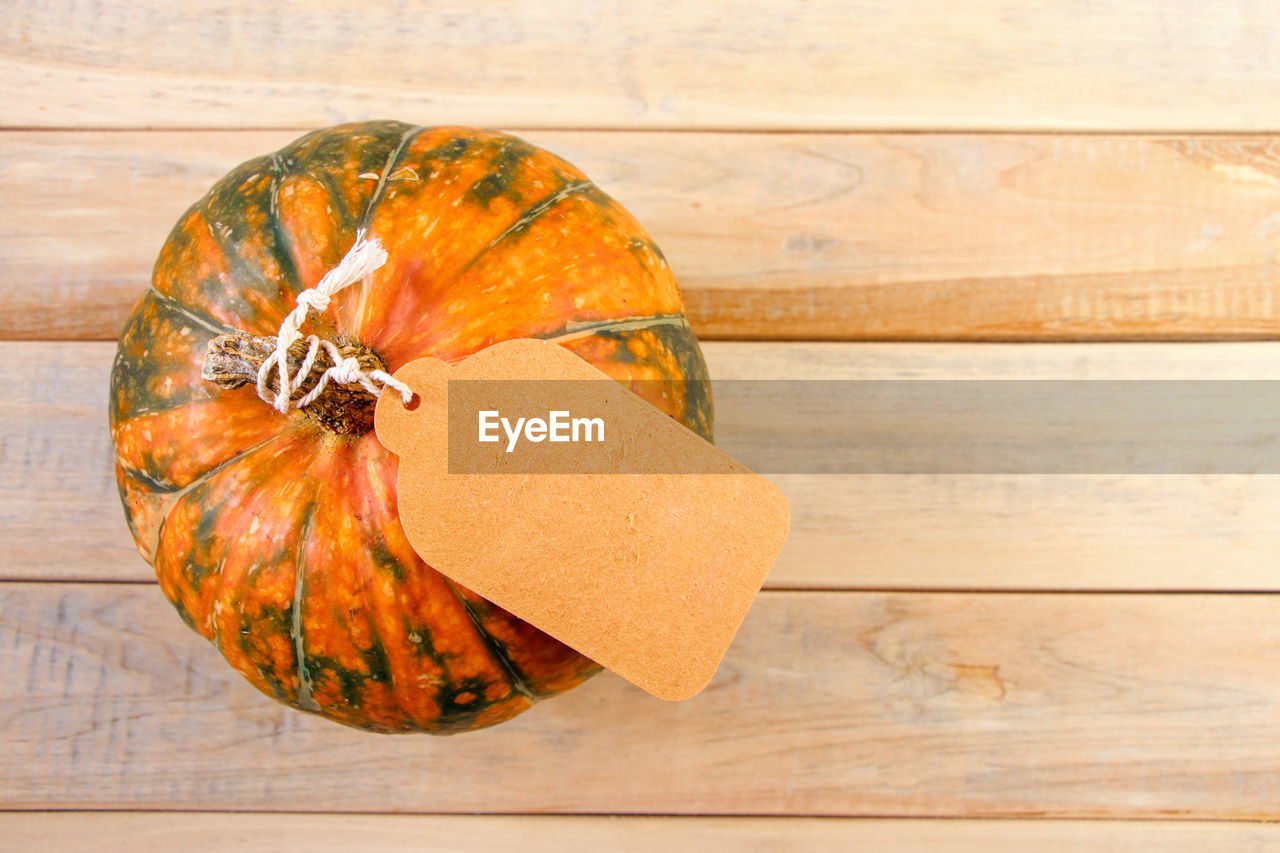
[109,121,713,733]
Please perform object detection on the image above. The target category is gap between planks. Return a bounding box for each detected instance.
[17,579,1280,596]
[2,813,1279,852]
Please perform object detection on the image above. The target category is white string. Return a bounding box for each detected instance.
[256,231,415,413]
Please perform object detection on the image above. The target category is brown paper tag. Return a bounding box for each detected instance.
[374,338,789,701]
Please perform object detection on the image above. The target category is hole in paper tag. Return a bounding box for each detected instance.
[374,338,790,701]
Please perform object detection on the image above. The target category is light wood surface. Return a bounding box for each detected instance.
[6,582,1280,817]
[6,1,1280,132]
[4,131,1280,341]
[6,0,1280,841]
[10,340,1279,590]
[5,813,1280,853]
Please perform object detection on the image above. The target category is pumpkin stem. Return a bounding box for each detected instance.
[201,332,385,435]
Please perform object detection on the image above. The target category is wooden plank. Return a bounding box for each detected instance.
[2,343,138,579]
[6,1,1280,131]
[9,340,1280,590]
[6,582,1280,816]
[4,131,1280,342]
[4,813,1279,853]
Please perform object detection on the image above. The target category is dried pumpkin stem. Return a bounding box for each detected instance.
[201,332,386,435]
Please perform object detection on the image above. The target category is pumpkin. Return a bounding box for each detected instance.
[110,121,713,733]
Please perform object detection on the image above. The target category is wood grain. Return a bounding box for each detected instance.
[4,813,1279,852]
[6,1,1280,132]
[6,582,1280,817]
[9,0,1280,834]
[4,131,1280,341]
[10,340,1280,590]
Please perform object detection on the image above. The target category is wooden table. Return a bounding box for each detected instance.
[4,1,1280,849]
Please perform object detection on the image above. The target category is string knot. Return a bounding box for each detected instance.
[330,355,366,385]
[255,230,414,414]
[296,289,332,314]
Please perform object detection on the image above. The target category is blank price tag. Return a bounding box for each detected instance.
[374,338,789,700]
